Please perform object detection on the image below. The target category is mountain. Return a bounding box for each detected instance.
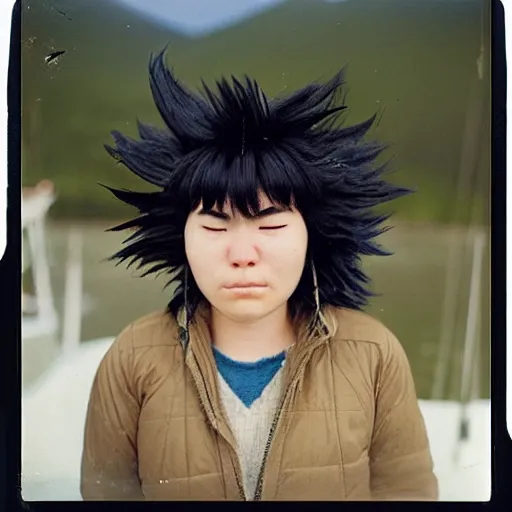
[21,0,489,224]
[22,0,188,109]
[22,0,188,214]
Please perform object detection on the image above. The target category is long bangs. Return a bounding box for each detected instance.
[178,145,319,217]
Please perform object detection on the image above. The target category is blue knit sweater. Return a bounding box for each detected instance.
[212,346,286,407]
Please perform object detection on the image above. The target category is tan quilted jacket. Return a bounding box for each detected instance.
[80,304,438,501]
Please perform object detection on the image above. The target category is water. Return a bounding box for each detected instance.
[23,220,490,400]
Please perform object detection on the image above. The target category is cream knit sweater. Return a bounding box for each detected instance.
[217,366,285,500]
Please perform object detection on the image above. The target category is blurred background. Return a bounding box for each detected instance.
[21,0,490,402]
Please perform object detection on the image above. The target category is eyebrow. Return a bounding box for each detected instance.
[198,209,230,220]
[197,206,289,220]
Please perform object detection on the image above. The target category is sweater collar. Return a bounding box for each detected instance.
[183,301,331,421]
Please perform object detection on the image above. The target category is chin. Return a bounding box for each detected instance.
[216,299,279,323]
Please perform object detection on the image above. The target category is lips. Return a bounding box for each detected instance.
[224,282,267,289]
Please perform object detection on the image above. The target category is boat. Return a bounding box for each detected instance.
[22,180,60,387]
[22,180,58,339]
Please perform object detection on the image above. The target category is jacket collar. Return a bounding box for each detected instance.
[179,301,332,418]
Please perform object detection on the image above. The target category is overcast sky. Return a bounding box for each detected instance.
[114,0,289,36]
[113,0,468,37]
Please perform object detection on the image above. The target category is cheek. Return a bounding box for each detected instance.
[269,228,308,274]
[184,224,219,283]
[185,225,240,307]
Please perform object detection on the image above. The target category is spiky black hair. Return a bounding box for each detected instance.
[104,47,411,320]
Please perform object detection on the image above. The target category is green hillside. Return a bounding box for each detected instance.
[21,0,490,225]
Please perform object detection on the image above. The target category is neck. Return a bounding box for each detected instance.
[209,304,296,362]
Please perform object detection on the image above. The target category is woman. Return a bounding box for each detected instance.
[80,48,438,501]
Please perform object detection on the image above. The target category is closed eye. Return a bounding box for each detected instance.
[202,225,288,232]
[259,225,287,230]
[203,226,226,232]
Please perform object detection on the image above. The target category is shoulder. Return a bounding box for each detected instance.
[99,310,183,396]
[113,309,181,352]
[327,306,391,344]
[325,305,408,367]
[324,307,416,410]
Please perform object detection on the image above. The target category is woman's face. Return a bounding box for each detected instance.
[184,193,308,323]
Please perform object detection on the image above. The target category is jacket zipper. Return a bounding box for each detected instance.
[253,345,320,501]
[185,315,325,501]
[252,395,285,500]
[187,352,247,501]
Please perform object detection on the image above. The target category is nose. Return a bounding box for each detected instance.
[227,232,259,268]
